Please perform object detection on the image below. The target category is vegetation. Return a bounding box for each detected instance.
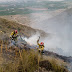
[0,43,69,72]
[0,50,38,72]
[0,18,47,41]
[0,15,69,72]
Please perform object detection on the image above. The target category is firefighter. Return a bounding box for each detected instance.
[10,30,18,41]
[37,38,44,53]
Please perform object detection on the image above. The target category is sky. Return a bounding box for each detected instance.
[0,0,16,2]
[0,0,64,2]
[48,0,64,1]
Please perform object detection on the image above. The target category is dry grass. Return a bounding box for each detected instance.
[0,18,36,37]
[43,55,67,66]
[0,18,47,40]
[0,54,4,65]
[0,48,69,72]
[0,50,38,72]
[0,40,69,72]
[40,55,69,72]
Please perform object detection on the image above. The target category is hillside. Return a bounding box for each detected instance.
[31,7,72,56]
[0,18,71,72]
[0,18,47,40]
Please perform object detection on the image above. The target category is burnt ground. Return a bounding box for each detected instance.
[0,41,72,63]
[44,51,72,63]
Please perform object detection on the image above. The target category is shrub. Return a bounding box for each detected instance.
[2,50,38,72]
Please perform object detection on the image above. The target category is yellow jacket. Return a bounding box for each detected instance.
[10,31,18,37]
[37,40,44,51]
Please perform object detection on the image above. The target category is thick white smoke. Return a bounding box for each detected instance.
[28,8,72,56]
[22,33,40,45]
[21,33,65,55]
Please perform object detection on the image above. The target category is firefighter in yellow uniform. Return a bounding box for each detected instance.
[10,30,18,41]
[37,39,44,53]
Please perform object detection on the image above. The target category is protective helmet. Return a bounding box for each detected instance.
[40,42,44,45]
[14,30,17,33]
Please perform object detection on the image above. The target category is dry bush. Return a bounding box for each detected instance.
[1,50,38,72]
[39,59,69,72]
[50,59,69,72]
[0,43,69,72]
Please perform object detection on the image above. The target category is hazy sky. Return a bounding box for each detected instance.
[0,0,16,2]
[49,0,64,1]
[0,0,64,2]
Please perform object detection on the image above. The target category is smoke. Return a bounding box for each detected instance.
[41,34,68,56]
[68,62,72,72]
[22,33,40,45]
[28,7,72,56]
[21,32,65,56]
